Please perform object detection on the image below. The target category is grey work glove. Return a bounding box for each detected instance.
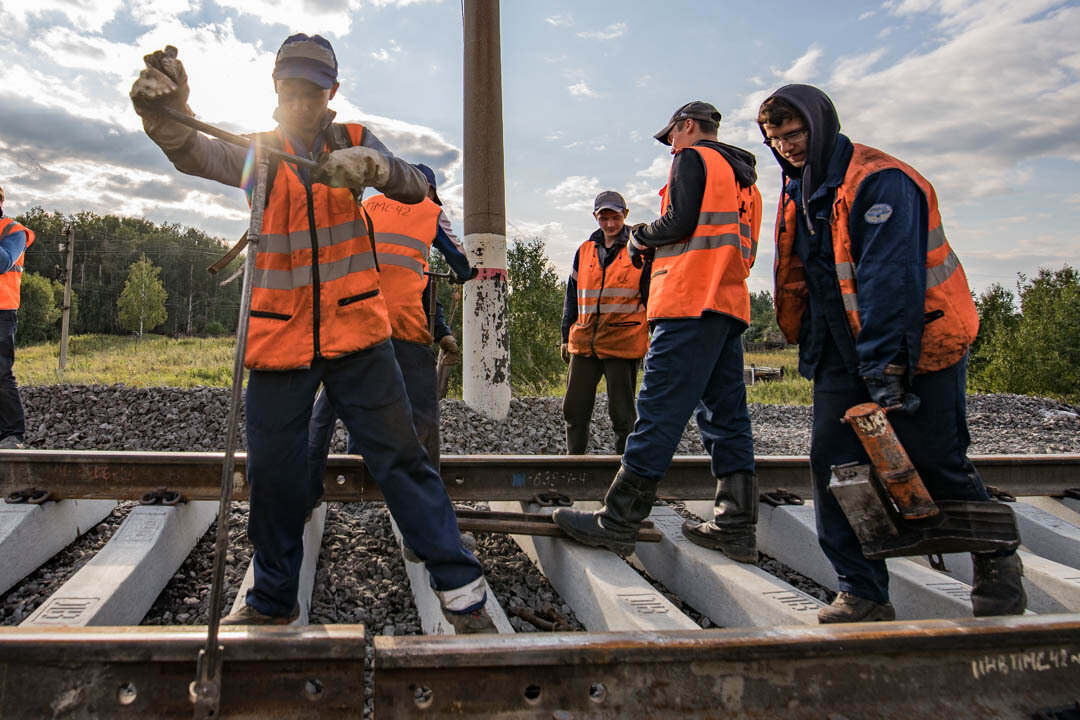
[312,146,392,190]
[862,374,921,415]
[130,45,195,151]
[560,342,571,364]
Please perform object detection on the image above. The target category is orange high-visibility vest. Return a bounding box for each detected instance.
[363,194,442,344]
[773,143,979,373]
[0,218,34,310]
[567,239,648,359]
[649,146,761,322]
[245,123,391,370]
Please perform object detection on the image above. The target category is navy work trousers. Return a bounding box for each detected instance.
[245,339,481,617]
[309,338,440,500]
[0,310,25,442]
[621,312,754,483]
[811,344,990,604]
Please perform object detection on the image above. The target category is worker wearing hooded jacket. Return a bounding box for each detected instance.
[0,185,32,450]
[759,84,1024,623]
[554,102,761,563]
[130,35,495,633]
[308,162,476,481]
[560,190,649,456]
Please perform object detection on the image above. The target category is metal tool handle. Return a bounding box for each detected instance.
[190,157,270,720]
[159,106,319,170]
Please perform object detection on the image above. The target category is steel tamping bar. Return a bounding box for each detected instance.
[159,106,319,170]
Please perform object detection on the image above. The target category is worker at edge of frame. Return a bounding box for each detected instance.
[553,101,762,564]
[760,83,1026,623]
[130,33,496,633]
[308,161,477,501]
[560,190,650,457]
[0,184,33,451]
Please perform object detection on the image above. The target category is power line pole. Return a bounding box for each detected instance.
[58,224,75,370]
[462,0,510,419]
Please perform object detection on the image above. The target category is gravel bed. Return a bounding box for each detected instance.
[4,385,1077,637]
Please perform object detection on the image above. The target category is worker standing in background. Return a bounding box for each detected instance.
[760,83,1025,623]
[0,184,33,450]
[554,102,762,563]
[560,190,649,455]
[309,162,476,481]
[130,35,494,632]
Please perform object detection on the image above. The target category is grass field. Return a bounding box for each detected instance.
[18,334,812,404]
[19,334,236,388]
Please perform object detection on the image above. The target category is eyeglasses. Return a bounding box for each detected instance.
[763,128,808,148]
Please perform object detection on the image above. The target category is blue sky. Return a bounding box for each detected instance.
[1,0,1077,296]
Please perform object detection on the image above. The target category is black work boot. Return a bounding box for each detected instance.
[552,467,657,556]
[971,552,1027,616]
[817,592,896,624]
[682,471,759,563]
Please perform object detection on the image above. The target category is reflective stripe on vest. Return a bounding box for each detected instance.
[648,146,761,322]
[0,218,34,311]
[363,194,442,344]
[245,123,391,371]
[567,239,648,360]
[772,143,979,373]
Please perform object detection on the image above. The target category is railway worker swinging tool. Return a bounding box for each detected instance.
[554,101,762,563]
[759,84,1026,623]
[130,34,495,634]
[308,161,478,492]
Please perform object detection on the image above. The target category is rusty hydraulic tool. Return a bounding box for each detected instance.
[828,402,1020,560]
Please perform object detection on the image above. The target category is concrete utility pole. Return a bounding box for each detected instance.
[462,0,510,419]
[58,225,75,371]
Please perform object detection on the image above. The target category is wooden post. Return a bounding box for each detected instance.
[58,225,75,370]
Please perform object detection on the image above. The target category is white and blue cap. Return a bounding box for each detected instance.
[273,33,338,89]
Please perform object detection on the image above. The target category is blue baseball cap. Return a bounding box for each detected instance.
[273,33,338,89]
[414,163,442,206]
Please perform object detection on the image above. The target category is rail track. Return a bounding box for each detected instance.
[1,450,1078,718]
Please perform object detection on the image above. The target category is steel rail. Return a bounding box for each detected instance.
[1,451,1076,502]
[375,615,1080,718]
[2,616,1076,717]
[0,625,367,718]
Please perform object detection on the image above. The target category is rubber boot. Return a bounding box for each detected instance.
[552,467,657,556]
[681,471,759,563]
[971,552,1027,616]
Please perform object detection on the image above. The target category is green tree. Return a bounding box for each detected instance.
[15,272,61,344]
[117,255,168,335]
[973,266,1080,401]
[747,290,781,343]
[507,236,566,394]
[969,283,1018,377]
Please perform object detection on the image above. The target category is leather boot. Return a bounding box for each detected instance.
[817,592,896,624]
[682,471,759,563]
[971,552,1027,616]
[552,467,657,556]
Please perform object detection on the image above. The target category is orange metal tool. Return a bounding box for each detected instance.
[842,403,940,521]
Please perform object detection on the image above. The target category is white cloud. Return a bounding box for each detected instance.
[370,39,402,63]
[776,45,823,83]
[576,22,627,41]
[210,0,441,37]
[858,10,876,20]
[546,176,603,212]
[568,81,598,98]
[636,74,651,88]
[635,157,670,180]
[2,0,125,33]
[545,14,573,27]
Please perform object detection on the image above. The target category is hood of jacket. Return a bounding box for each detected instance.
[758,84,840,210]
[692,139,758,189]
